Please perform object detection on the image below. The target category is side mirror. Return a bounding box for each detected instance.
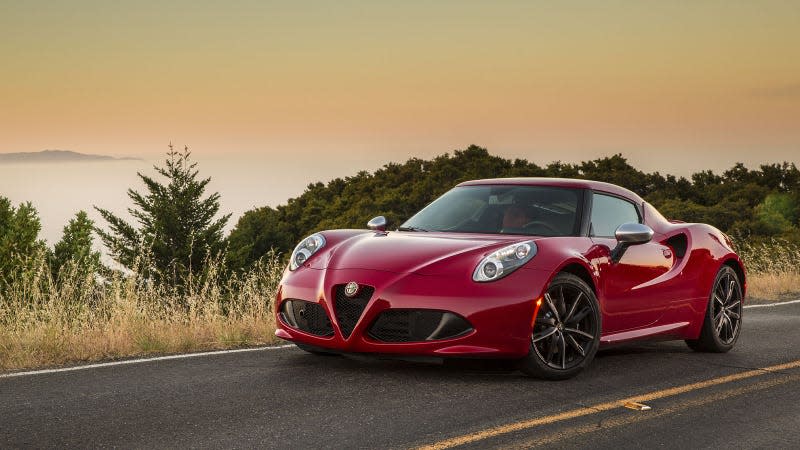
[610,223,654,263]
[367,216,387,232]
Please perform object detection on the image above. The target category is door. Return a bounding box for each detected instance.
[589,192,675,333]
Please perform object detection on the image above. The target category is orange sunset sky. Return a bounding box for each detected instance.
[1,1,799,174]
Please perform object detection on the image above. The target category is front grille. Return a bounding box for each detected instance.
[334,284,375,338]
[279,299,334,337]
[368,310,473,342]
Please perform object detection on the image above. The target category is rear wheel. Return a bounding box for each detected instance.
[686,265,743,352]
[519,273,601,380]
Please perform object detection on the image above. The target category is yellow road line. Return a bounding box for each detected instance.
[416,359,800,450]
[503,375,800,449]
[502,374,800,449]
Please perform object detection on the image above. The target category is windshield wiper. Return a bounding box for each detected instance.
[397,226,430,232]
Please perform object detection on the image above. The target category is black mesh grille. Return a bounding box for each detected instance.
[334,284,375,338]
[279,299,333,337]
[368,310,473,342]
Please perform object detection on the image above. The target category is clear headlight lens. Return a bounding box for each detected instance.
[289,233,326,271]
[473,241,537,282]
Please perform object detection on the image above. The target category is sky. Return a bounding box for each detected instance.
[1,0,799,243]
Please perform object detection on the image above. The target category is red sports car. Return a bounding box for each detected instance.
[275,178,745,379]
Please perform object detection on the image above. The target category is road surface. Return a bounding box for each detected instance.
[2,301,799,449]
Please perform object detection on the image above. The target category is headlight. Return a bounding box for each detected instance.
[289,233,326,271]
[473,241,537,282]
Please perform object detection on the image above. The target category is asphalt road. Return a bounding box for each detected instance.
[2,302,800,449]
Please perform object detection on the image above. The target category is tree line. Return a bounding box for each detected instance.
[1,144,798,296]
[226,145,800,270]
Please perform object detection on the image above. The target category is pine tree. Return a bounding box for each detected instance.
[51,211,102,281]
[0,196,47,289]
[94,145,230,285]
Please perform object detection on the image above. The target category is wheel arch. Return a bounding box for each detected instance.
[722,257,747,299]
[556,261,597,296]
[683,223,747,301]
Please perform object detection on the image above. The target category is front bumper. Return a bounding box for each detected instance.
[274,267,551,358]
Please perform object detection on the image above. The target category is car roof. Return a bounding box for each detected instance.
[456,177,644,203]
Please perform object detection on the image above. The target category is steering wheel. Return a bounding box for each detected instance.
[522,220,561,235]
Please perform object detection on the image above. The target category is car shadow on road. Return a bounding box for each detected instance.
[284,350,523,380]
[282,340,698,382]
[595,341,693,358]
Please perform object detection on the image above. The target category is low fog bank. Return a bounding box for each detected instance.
[0,155,363,248]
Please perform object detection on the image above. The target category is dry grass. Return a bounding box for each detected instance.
[747,272,800,301]
[736,238,800,301]
[0,253,283,372]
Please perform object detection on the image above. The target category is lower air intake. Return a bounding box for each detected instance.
[280,299,334,337]
[368,309,473,342]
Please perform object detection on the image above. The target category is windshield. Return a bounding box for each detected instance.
[400,185,582,236]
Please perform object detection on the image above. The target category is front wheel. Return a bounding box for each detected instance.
[686,265,743,352]
[519,273,601,380]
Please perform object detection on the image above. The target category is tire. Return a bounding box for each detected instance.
[686,265,743,353]
[519,273,601,380]
[295,343,340,356]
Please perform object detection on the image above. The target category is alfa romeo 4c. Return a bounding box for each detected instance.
[275,178,745,379]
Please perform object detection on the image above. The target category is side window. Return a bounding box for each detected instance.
[590,193,640,237]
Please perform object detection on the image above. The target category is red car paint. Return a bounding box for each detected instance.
[275,178,745,358]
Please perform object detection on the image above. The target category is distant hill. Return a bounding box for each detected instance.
[0,150,140,163]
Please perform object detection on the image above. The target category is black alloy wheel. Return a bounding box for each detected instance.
[687,265,743,352]
[520,272,601,380]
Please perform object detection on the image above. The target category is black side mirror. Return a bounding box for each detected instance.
[367,216,387,231]
[610,223,654,263]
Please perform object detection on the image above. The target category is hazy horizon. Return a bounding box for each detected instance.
[2,1,798,175]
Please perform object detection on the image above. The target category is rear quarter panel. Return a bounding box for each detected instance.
[644,202,745,338]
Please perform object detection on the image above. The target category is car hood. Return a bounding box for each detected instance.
[312,231,535,277]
